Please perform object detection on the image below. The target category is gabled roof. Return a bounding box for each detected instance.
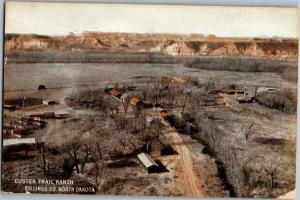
[130,97,142,105]
[137,153,158,168]
[110,90,121,97]
[3,138,36,147]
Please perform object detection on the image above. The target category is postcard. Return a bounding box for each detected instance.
[2,2,298,199]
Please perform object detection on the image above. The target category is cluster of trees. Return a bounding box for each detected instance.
[38,137,105,175]
[186,109,289,198]
[52,77,294,197]
[65,90,120,117]
[255,89,297,114]
[37,106,165,191]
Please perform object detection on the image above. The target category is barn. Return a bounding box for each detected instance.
[110,90,122,99]
[130,97,145,109]
[159,110,168,118]
[137,153,161,173]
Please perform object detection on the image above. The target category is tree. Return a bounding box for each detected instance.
[81,144,92,173]
[108,104,119,118]
[37,145,48,175]
[149,119,163,136]
[114,116,128,134]
[113,82,119,90]
[241,122,255,142]
[41,146,47,175]
[119,138,127,150]
[89,157,107,192]
[64,142,81,174]
[181,94,188,114]
[123,98,130,113]
[96,142,103,160]
[262,160,281,189]
[142,89,148,101]
[128,139,138,149]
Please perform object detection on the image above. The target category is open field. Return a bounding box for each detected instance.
[2,53,297,198]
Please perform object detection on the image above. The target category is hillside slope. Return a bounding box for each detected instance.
[5,33,298,59]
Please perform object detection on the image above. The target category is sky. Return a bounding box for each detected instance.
[5,1,299,38]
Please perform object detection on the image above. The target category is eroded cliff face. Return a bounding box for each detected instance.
[5,33,298,59]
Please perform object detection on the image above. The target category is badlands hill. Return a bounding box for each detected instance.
[5,33,298,59]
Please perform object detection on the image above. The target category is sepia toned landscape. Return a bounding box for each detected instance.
[2,32,297,198]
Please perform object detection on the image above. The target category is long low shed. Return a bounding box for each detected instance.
[3,138,36,147]
[3,138,37,160]
[137,153,160,173]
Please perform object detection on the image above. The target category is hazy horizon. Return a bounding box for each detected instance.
[4,31,299,40]
[5,2,299,39]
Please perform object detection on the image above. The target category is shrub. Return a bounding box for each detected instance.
[281,67,297,83]
[255,89,297,114]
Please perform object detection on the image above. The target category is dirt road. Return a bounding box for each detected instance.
[163,126,205,197]
[107,92,205,197]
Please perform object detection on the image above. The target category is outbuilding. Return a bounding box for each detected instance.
[159,110,168,118]
[38,85,46,90]
[43,100,56,105]
[3,138,37,160]
[4,104,17,111]
[137,153,160,173]
[130,97,145,109]
[110,90,122,99]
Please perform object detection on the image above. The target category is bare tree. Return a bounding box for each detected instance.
[128,139,137,150]
[123,98,130,113]
[114,116,128,134]
[64,142,81,174]
[89,160,107,192]
[142,89,148,101]
[37,145,48,175]
[262,160,281,188]
[108,104,119,118]
[110,146,124,159]
[241,122,255,142]
[149,119,163,136]
[119,138,127,150]
[113,82,119,90]
[181,95,188,114]
[41,146,47,174]
[96,142,103,160]
[81,144,92,173]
